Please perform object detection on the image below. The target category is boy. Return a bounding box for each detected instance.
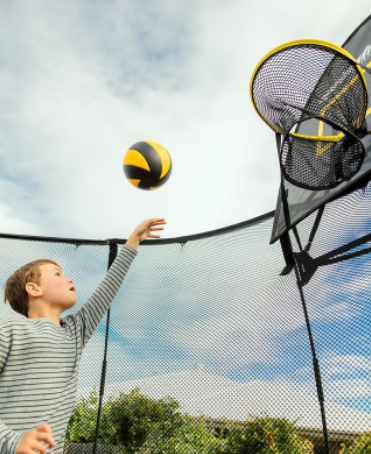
[0,218,166,454]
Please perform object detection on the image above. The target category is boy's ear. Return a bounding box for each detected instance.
[25,282,42,298]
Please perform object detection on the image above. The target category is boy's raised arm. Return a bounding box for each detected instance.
[68,218,166,347]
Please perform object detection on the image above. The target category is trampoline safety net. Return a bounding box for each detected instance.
[0,184,370,454]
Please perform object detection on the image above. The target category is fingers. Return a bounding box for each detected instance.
[149,218,166,225]
[126,218,166,249]
[30,441,49,454]
[35,424,55,449]
[149,219,166,230]
[22,448,36,454]
[148,224,165,238]
[16,425,55,454]
[143,218,166,238]
[37,433,55,449]
[36,424,52,434]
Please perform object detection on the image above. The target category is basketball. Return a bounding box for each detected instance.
[123,140,172,190]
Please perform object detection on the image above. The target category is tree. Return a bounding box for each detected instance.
[216,416,314,454]
[339,432,371,454]
[106,389,184,453]
[67,392,314,454]
[66,388,99,443]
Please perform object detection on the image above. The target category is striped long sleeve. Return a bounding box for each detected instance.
[0,244,137,454]
[67,244,137,348]
[0,328,22,454]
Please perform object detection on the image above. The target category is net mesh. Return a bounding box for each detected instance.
[0,184,370,454]
[251,42,368,190]
[251,43,367,134]
[281,134,365,189]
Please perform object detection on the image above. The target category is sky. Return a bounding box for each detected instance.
[0,0,371,427]
[0,0,370,240]
[1,202,370,420]
[68,204,371,418]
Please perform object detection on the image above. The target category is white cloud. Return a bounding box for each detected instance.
[0,0,369,239]
[1,0,370,416]
[78,333,137,389]
[108,223,297,367]
[322,354,371,377]
[325,379,371,400]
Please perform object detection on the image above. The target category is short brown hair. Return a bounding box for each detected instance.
[4,259,59,317]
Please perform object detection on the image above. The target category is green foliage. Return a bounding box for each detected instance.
[67,391,314,454]
[106,389,184,453]
[339,432,371,454]
[215,416,314,454]
[66,388,99,443]
[167,415,226,454]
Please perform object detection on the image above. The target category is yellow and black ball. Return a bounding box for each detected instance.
[123,140,172,190]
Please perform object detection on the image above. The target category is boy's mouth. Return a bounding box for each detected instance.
[70,286,75,292]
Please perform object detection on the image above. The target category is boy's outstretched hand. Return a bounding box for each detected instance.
[126,218,166,250]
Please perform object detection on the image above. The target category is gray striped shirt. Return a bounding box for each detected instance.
[0,245,137,454]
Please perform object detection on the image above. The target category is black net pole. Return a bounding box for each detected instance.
[92,242,118,454]
[276,131,330,453]
[281,191,330,453]
[292,256,330,454]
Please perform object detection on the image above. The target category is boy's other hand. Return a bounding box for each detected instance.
[16,423,55,454]
[126,218,166,250]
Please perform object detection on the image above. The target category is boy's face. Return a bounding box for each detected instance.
[38,263,77,310]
